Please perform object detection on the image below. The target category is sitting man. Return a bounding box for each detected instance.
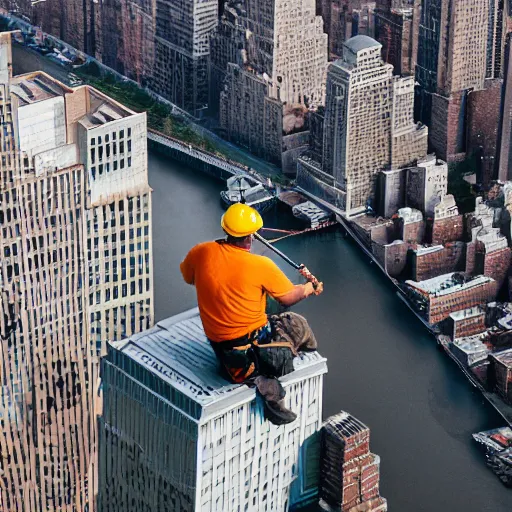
[180,202,323,425]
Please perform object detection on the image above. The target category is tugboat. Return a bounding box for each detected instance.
[220,175,277,214]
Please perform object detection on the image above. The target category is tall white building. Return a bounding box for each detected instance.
[99,308,327,511]
[0,32,153,511]
[322,36,394,215]
[307,35,426,216]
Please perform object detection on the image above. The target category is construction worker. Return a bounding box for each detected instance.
[180,203,323,425]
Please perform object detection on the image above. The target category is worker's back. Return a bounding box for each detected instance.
[180,240,294,342]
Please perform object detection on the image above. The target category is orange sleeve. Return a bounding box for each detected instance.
[259,256,295,298]
[180,247,196,285]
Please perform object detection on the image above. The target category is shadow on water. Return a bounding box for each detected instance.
[149,151,512,512]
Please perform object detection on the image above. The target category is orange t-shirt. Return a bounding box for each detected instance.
[180,240,295,341]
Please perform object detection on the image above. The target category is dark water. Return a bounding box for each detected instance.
[149,151,511,512]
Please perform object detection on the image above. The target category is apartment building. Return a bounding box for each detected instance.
[0,32,153,511]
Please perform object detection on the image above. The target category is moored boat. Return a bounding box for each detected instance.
[220,175,277,214]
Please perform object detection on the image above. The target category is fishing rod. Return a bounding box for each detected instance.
[253,232,321,290]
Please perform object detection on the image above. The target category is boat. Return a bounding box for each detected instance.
[220,175,277,214]
[291,200,334,228]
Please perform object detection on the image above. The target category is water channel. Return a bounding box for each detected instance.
[149,151,511,512]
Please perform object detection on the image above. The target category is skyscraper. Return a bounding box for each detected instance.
[374,0,419,76]
[151,0,219,116]
[497,33,512,181]
[0,32,153,510]
[0,0,219,117]
[212,0,328,173]
[318,35,427,215]
[416,0,493,161]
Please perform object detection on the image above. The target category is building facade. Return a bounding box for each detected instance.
[213,0,328,173]
[0,0,218,117]
[405,273,497,325]
[317,35,426,215]
[98,308,328,511]
[497,33,512,181]
[0,32,153,511]
[374,0,419,77]
[415,0,506,163]
[150,0,218,116]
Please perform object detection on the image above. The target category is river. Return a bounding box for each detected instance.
[149,151,511,511]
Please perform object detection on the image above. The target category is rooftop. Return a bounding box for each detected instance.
[11,71,133,127]
[11,72,69,105]
[492,348,512,367]
[453,335,488,354]
[406,273,494,297]
[344,35,381,53]
[78,90,132,129]
[450,306,485,321]
[110,308,327,420]
[414,245,444,256]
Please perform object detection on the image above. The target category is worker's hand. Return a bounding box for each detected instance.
[303,282,316,298]
[313,282,324,295]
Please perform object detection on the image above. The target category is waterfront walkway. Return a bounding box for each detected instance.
[148,129,267,184]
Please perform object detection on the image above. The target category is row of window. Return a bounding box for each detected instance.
[90,128,131,146]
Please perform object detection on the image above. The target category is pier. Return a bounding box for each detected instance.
[147,129,266,183]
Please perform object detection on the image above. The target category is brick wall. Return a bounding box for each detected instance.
[428,215,464,245]
[448,311,486,339]
[319,413,387,512]
[467,79,503,186]
[476,245,512,291]
[430,92,466,162]
[374,4,418,77]
[489,352,512,404]
[428,280,497,324]
[393,217,425,243]
[412,242,466,281]
[466,242,477,274]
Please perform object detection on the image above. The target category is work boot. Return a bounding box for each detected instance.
[254,375,297,425]
[254,375,286,402]
[263,399,297,425]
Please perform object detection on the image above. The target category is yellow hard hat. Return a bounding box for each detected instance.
[221,203,263,237]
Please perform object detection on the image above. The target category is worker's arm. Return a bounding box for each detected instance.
[180,249,196,285]
[276,282,321,307]
[261,256,323,306]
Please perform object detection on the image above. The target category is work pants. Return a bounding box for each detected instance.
[209,311,317,404]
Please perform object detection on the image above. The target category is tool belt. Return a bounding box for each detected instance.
[209,320,295,384]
